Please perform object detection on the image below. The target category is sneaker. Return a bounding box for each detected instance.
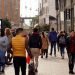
[35,68,38,72]
[0,70,5,74]
[54,54,56,57]
[50,53,52,56]
[62,54,64,59]
[41,56,43,58]
[46,55,48,58]
[69,71,75,74]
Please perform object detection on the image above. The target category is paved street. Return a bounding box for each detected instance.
[4,49,75,75]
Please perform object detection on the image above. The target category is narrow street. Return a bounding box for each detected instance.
[5,49,75,75]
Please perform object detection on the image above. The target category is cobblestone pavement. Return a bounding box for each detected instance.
[3,50,75,75]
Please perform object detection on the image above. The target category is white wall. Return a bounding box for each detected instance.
[48,0,56,18]
[39,0,56,25]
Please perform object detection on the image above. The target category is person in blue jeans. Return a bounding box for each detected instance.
[0,50,6,72]
[0,30,9,73]
[57,31,66,59]
[49,28,57,57]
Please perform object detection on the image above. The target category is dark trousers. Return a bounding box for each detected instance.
[68,53,75,72]
[57,43,60,52]
[50,42,56,55]
[13,57,26,75]
[41,49,48,58]
[60,46,65,56]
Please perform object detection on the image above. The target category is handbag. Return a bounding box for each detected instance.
[26,55,31,64]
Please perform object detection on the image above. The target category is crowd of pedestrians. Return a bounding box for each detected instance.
[0,27,75,75]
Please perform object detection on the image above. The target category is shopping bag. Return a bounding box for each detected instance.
[26,55,31,64]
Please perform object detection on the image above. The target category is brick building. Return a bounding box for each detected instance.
[0,0,20,28]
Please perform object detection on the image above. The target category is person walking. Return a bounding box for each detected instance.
[11,28,28,75]
[0,29,9,73]
[29,28,42,72]
[41,32,49,58]
[5,28,13,65]
[49,28,57,56]
[58,31,66,59]
[66,30,75,74]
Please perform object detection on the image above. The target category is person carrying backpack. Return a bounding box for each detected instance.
[58,31,66,59]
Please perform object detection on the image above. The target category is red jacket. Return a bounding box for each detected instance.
[69,36,75,53]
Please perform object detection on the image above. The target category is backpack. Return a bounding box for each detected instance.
[59,36,66,44]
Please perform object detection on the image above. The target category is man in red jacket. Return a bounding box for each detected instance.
[66,30,75,74]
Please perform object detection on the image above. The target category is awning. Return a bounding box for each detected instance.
[49,16,56,20]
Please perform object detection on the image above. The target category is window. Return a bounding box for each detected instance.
[66,9,71,20]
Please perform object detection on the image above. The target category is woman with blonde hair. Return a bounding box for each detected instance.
[5,28,13,65]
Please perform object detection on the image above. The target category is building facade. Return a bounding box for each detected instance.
[0,0,20,28]
[56,0,75,32]
[39,0,57,31]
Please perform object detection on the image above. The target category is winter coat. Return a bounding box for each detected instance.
[29,32,42,49]
[66,36,75,53]
[41,35,49,49]
[49,31,57,42]
[0,36,9,51]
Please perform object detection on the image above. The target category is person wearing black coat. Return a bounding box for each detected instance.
[29,28,42,72]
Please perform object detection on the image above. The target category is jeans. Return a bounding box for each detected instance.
[13,57,26,75]
[68,53,75,72]
[60,46,65,56]
[50,42,56,55]
[0,50,6,71]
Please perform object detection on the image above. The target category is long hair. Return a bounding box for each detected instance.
[5,28,11,36]
[42,32,45,38]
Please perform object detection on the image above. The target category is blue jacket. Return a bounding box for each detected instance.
[49,31,57,42]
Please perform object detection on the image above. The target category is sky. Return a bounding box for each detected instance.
[20,0,38,25]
